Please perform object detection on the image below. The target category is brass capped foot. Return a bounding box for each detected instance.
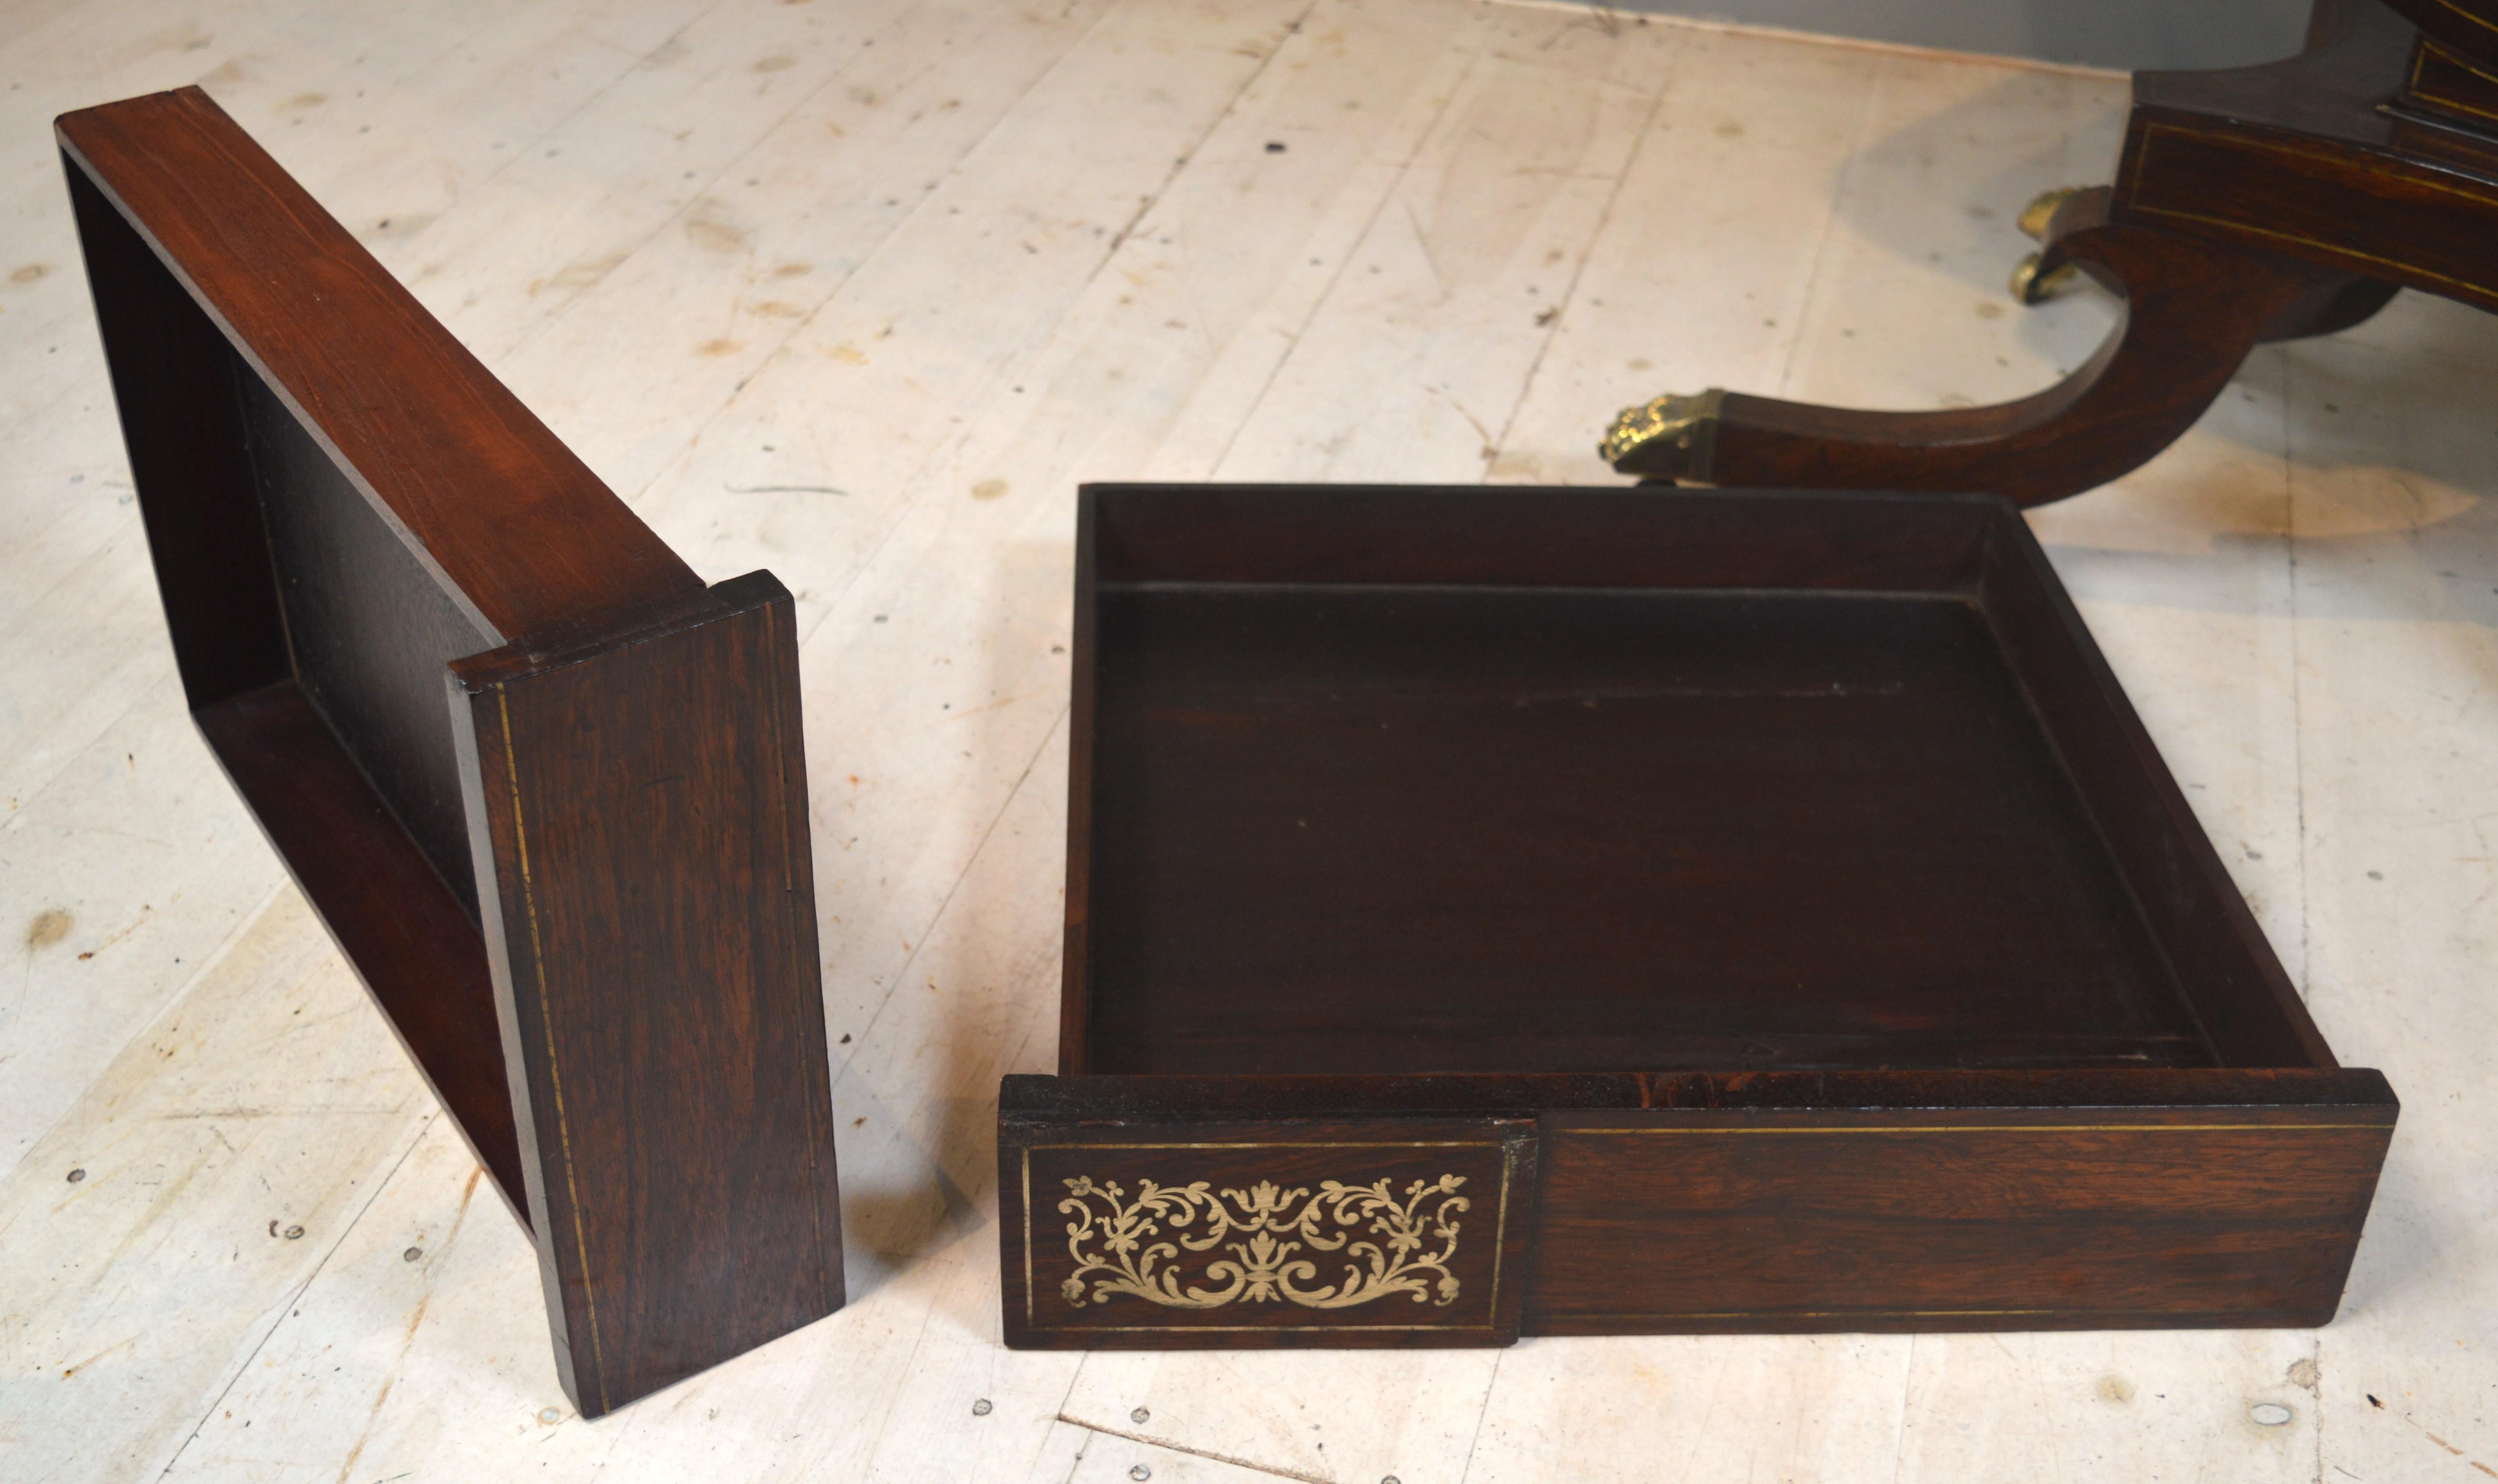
[1599,388,1725,479]
[2017,186,2086,241]
[2011,250,2081,304]
[2010,186,2089,304]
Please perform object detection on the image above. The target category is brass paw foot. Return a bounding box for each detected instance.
[1599,388,1724,479]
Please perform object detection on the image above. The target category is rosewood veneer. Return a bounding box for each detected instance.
[58,87,842,1415]
[1002,485,2396,1347]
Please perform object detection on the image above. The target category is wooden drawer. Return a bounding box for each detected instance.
[60,87,842,1413]
[1002,486,2397,1345]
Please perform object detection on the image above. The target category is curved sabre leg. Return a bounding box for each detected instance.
[1602,187,2376,507]
[2259,275,2400,343]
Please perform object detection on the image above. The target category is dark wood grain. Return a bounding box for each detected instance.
[1641,1066,2395,1109]
[2126,1,2498,314]
[57,87,700,643]
[241,366,499,917]
[1086,483,1993,592]
[454,575,840,1413]
[61,148,286,708]
[1060,491,1102,1076]
[1009,485,2399,1346]
[1006,1067,2394,1117]
[2398,33,2498,129]
[195,680,526,1213]
[1085,583,2206,1074]
[1003,1072,1649,1119]
[1061,483,1998,1073]
[61,87,841,1416]
[1972,522,2336,1069]
[1072,487,2249,1081]
[2378,0,2498,72]
[1532,1097,2394,1332]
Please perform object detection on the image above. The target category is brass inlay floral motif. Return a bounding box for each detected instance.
[1057,1174,1469,1311]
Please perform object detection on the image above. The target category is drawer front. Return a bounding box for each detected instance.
[1530,1109,2395,1332]
[1001,1117,1534,1348]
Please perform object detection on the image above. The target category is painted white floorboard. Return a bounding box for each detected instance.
[0,892,438,1484]
[4,0,2496,1480]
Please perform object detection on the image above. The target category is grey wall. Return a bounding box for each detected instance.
[1605,0,2316,71]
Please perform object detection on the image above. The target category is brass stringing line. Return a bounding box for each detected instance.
[2431,0,2498,36]
[500,688,607,1412]
[1031,1141,1502,1151]
[2423,85,2498,123]
[1564,1308,2065,1321]
[2140,122,2498,205]
[2448,44,2498,87]
[2130,124,2498,302]
[2405,39,2498,94]
[1487,1148,1513,1317]
[1559,1305,2342,1322]
[2415,62,2498,125]
[767,616,832,1306]
[1563,1123,2388,1134]
[2143,212,2491,300]
[1022,1150,1036,1327]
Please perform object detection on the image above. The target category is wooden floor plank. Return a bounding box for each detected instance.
[0,0,756,1175]
[344,0,935,364]
[0,0,693,441]
[0,891,437,1484]
[0,0,737,821]
[4,4,2496,1482]
[2278,308,2498,1484]
[1769,53,2128,411]
[0,673,287,1178]
[1464,1336,1917,1484]
[488,0,1129,508]
[1492,24,1896,486]
[1213,2,1685,483]
[609,0,1449,1103]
